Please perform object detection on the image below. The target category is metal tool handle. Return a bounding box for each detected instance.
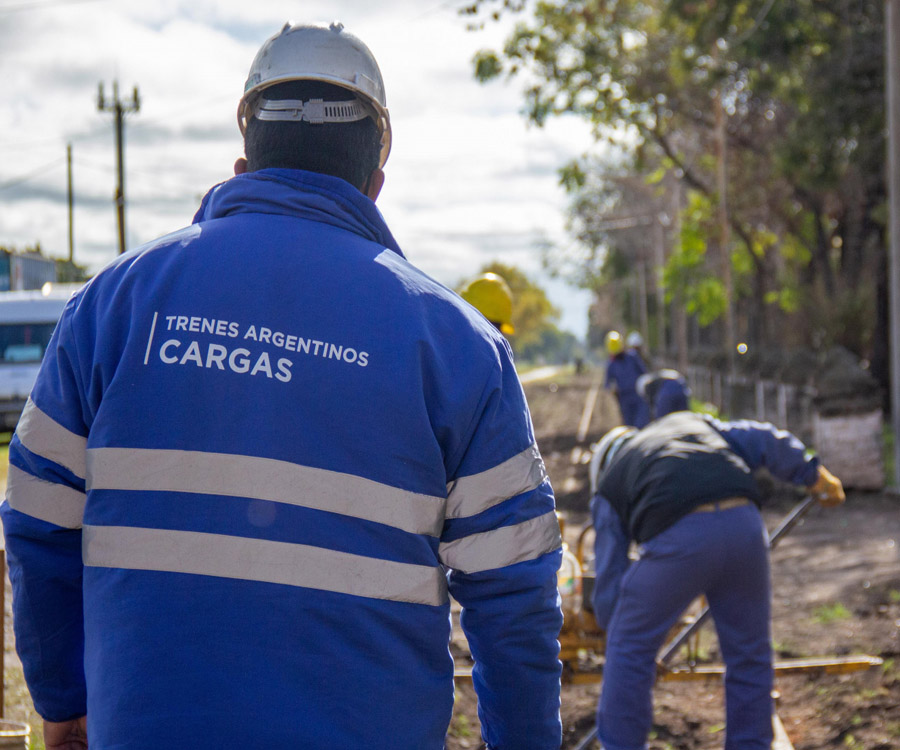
[573,495,820,750]
[572,727,599,750]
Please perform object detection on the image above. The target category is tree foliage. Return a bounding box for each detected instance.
[464,0,886,364]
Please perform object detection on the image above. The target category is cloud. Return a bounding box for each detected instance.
[0,1,596,338]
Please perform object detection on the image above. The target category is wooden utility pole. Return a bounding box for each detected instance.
[670,181,689,374]
[97,81,140,255]
[713,83,736,375]
[637,260,649,344]
[653,217,667,357]
[66,143,74,263]
[886,0,900,486]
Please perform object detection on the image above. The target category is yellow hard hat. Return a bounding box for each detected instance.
[461,273,515,335]
[605,330,623,356]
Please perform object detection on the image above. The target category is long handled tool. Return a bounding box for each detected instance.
[571,494,819,750]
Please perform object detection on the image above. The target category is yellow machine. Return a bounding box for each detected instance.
[561,506,881,684]
[454,499,882,685]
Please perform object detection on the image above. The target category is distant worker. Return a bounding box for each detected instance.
[1,21,563,750]
[460,272,515,336]
[637,367,691,422]
[625,330,645,361]
[588,410,846,750]
[604,330,649,428]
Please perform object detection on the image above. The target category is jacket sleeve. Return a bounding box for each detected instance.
[589,493,630,631]
[632,352,647,377]
[604,360,615,390]
[440,339,563,750]
[1,305,89,721]
[708,416,820,487]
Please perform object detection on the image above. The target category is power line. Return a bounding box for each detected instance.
[0,93,234,154]
[72,158,115,173]
[0,135,65,150]
[0,123,113,153]
[127,93,236,133]
[0,157,65,192]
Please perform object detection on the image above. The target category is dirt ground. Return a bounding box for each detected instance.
[447,370,900,750]
[2,370,898,749]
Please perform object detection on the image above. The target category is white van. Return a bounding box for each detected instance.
[0,284,83,431]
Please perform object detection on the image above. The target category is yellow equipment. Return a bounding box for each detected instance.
[460,273,515,335]
[455,496,882,688]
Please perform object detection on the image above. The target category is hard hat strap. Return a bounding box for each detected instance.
[254,97,373,125]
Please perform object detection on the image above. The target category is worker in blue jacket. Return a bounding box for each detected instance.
[460,272,516,337]
[588,394,845,750]
[603,330,649,428]
[1,21,563,750]
[636,368,691,422]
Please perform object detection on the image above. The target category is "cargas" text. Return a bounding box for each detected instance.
[159,339,293,382]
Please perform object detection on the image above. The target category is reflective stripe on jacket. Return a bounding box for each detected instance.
[2,168,563,750]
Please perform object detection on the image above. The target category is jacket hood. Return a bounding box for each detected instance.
[193,168,404,258]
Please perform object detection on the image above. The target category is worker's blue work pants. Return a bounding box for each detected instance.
[597,504,773,750]
[617,392,649,428]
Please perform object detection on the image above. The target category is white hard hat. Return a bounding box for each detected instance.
[589,426,637,495]
[238,21,392,168]
[626,331,644,348]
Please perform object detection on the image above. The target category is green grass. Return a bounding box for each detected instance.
[772,639,807,658]
[448,714,473,739]
[812,602,853,624]
[4,665,43,749]
[690,398,720,418]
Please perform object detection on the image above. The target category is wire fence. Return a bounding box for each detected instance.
[684,365,886,490]
[685,365,817,442]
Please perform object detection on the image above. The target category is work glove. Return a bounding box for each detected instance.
[810,465,845,507]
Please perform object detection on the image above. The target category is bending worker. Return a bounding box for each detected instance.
[589,383,845,750]
[1,21,563,750]
[603,329,649,428]
[636,367,691,422]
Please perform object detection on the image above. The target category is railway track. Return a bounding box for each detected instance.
[456,372,885,750]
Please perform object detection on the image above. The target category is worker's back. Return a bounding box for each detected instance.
[598,411,760,542]
[6,170,560,749]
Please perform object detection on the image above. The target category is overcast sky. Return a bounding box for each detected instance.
[0,0,595,338]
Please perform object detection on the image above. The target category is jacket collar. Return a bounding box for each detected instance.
[193,168,404,258]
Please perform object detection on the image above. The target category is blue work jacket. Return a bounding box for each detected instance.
[1,169,563,750]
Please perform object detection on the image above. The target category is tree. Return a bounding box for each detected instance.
[464,0,886,366]
[55,259,90,283]
[554,155,676,351]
